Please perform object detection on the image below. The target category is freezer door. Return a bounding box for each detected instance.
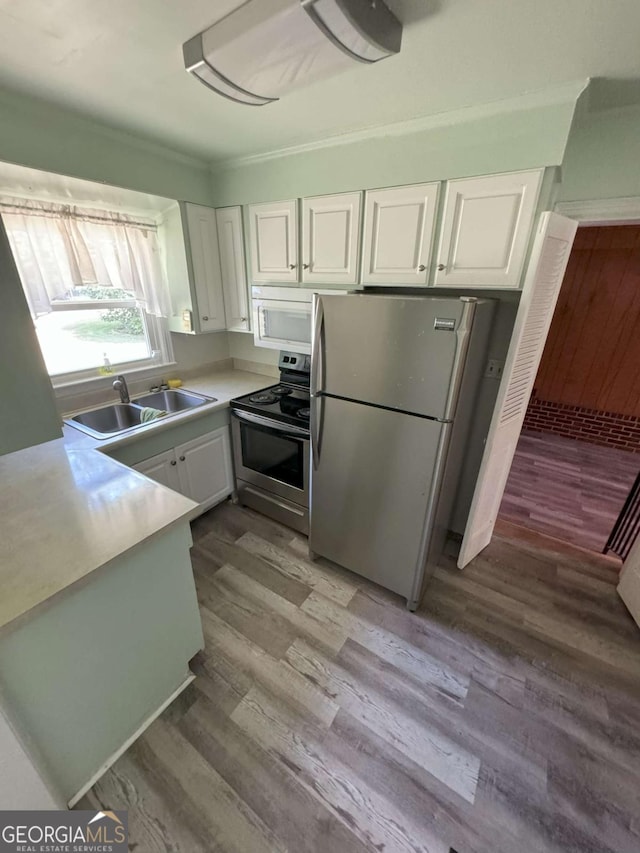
[315,293,472,419]
[310,395,446,602]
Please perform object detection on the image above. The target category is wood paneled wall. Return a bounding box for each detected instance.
[534,225,640,417]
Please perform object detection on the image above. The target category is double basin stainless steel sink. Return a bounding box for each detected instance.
[65,389,217,439]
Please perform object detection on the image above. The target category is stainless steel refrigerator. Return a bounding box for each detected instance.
[309,292,494,610]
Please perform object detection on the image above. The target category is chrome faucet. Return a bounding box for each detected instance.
[113,375,130,404]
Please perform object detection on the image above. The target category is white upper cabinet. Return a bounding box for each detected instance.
[183,203,226,331]
[434,169,544,289]
[361,183,440,286]
[301,192,362,285]
[216,206,249,332]
[248,200,299,283]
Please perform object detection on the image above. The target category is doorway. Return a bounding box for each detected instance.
[498,224,640,554]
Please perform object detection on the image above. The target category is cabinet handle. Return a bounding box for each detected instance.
[288,263,296,269]
[202,315,209,321]
[170,460,177,466]
[436,264,445,272]
[241,317,247,322]
[179,455,186,462]
[303,263,310,269]
[417,264,426,272]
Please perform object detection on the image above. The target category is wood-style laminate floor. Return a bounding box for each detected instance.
[79,502,640,853]
[499,430,638,553]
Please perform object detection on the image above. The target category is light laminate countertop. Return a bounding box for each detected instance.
[0,440,197,631]
[1,368,274,631]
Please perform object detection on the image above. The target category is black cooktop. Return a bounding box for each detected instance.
[231,384,311,429]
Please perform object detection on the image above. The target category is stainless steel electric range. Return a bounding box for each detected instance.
[230,351,310,534]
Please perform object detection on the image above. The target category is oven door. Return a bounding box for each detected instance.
[231,410,309,506]
[252,298,312,354]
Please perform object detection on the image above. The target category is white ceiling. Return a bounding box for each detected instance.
[0,0,640,164]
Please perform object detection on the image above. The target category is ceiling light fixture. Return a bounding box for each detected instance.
[183,0,402,106]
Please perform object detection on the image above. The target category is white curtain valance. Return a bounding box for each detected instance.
[0,197,171,318]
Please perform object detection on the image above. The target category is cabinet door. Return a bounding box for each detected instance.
[183,203,226,331]
[176,427,234,508]
[361,183,439,285]
[216,206,250,332]
[301,192,361,285]
[248,200,299,283]
[435,169,543,289]
[133,449,182,493]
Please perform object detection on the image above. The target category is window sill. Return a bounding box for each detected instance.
[53,361,178,402]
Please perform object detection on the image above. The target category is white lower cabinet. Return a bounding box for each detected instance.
[134,427,234,511]
[175,431,234,507]
[134,449,182,493]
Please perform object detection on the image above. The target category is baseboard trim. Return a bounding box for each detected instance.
[67,672,195,808]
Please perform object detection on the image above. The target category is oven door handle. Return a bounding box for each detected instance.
[232,409,309,438]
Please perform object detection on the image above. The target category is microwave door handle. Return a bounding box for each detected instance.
[310,294,324,397]
[232,410,309,438]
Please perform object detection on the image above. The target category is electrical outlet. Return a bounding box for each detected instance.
[485,359,504,379]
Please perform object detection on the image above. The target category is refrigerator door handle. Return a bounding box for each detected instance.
[442,298,477,421]
[310,294,325,397]
[311,393,324,470]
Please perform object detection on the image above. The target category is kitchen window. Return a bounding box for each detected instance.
[1,198,173,384]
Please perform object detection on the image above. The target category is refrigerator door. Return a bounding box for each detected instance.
[310,395,447,602]
[312,293,474,420]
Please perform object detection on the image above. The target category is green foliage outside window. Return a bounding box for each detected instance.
[64,285,145,341]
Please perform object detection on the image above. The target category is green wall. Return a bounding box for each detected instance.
[0,86,213,204]
[211,95,579,206]
[0,523,202,802]
[559,104,640,201]
[0,84,219,451]
[0,219,62,455]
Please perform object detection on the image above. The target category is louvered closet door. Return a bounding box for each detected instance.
[458,212,578,568]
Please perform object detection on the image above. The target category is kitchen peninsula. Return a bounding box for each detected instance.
[0,437,203,807]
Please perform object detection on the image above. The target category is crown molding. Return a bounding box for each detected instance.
[210,79,590,172]
[555,196,640,224]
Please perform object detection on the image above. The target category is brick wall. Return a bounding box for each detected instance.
[523,397,640,453]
